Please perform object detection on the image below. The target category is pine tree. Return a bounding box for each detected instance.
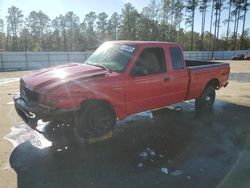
[185,0,198,50]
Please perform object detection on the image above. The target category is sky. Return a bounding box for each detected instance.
[0,0,249,37]
[0,0,146,19]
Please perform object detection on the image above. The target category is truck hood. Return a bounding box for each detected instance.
[22,63,108,91]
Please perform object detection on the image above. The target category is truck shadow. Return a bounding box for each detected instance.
[9,100,250,188]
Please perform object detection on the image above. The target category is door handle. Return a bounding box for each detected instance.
[164,77,172,82]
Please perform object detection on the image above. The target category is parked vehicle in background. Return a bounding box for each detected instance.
[14,41,230,146]
[244,55,250,60]
[231,54,245,60]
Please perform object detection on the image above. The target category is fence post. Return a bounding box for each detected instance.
[0,52,3,70]
[48,52,50,66]
[84,53,87,62]
[25,52,28,69]
[67,52,70,63]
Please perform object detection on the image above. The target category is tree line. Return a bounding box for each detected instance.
[0,0,249,52]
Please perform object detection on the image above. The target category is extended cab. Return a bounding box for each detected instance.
[14,41,230,141]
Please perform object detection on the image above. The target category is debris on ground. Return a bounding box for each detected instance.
[139,151,148,159]
[187,176,191,180]
[137,163,143,168]
[137,147,166,167]
[161,167,169,175]
[139,147,157,161]
[171,170,184,176]
[159,154,164,159]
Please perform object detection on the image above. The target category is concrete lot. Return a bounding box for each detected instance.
[0,61,250,188]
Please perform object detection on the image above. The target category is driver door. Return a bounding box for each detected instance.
[125,47,170,115]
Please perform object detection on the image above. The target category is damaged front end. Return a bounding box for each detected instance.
[14,79,77,134]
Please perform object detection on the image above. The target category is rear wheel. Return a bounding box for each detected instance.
[195,86,216,112]
[75,101,116,140]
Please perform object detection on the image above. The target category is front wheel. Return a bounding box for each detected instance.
[195,86,216,112]
[75,102,116,140]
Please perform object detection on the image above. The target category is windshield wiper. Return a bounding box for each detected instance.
[86,62,112,72]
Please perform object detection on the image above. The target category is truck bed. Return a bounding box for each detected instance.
[185,60,228,69]
[184,60,230,101]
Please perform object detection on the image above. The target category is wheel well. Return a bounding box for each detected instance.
[206,79,220,90]
[79,99,116,116]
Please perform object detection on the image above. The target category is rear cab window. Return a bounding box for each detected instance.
[170,47,185,70]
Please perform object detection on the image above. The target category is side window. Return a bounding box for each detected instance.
[131,48,166,76]
[170,47,185,69]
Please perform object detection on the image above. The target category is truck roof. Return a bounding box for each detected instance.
[107,40,180,47]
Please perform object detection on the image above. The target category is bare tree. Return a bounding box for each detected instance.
[199,0,209,50]
[160,0,171,41]
[208,0,214,50]
[225,0,232,49]
[213,0,224,50]
[232,0,245,50]
[185,0,198,51]
[240,0,249,49]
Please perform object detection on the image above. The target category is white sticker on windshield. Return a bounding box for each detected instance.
[120,45,135,53]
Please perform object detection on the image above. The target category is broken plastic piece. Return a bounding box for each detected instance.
[159,154,164,159]
[171,170,184,176]
[139,152,148,159]
[137,163,143,167]
[150,151,156,156]
[161,167,168,175]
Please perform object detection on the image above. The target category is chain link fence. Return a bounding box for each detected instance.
[0,50,249,71]
[0,52,91,71]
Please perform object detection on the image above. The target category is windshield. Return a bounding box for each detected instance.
[86,43,136,73]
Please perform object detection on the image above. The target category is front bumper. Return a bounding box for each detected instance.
[14,94,77,130]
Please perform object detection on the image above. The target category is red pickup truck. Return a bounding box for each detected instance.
[14,41,230,142]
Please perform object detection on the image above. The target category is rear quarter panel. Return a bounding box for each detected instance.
[186,64,230,100]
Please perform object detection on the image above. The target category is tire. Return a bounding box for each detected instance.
[195,86,216,112]
[75,102,116,139]
[43,120,79,151]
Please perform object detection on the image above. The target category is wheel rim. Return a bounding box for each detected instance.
[204,89,215,107]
